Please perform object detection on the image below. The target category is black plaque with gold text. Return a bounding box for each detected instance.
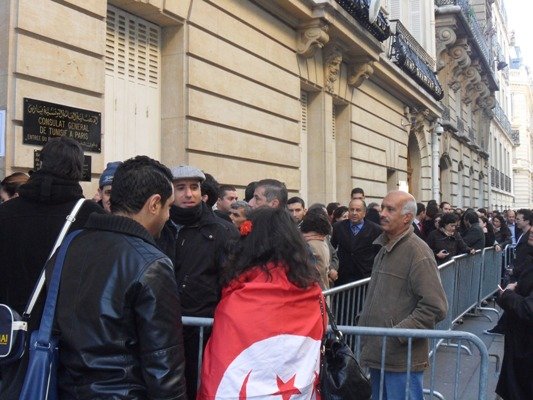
[23,98,101,153]
[33,150,92,182]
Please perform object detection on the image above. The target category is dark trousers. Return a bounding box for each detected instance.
[183,325,211,400]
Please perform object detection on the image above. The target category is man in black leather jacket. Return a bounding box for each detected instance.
[157,165,238,399]
[48,156,187,399]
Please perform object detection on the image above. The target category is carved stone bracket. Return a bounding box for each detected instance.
[462,66,481,104]
[449,39,471,92]
[474,82,491,110]
[296,21,329,58]
[436,26,457,71]
[348,59,375,88]
[324,46,343,93]
[413,109,430,134]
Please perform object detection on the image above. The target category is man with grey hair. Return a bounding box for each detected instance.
[249,178,288,209]
[229,200,251,229]
[358,191,448,400]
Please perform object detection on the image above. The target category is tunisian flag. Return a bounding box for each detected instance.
[197,262,325,400]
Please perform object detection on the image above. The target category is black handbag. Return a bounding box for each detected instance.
[0,199,86,367]
[319,298,371,400]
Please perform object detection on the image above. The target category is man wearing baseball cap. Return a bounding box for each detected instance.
[157,165,238,399]
[98,161,122,212]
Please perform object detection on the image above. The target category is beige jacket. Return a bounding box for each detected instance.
[358,225,448,372]
[303,232,331,290]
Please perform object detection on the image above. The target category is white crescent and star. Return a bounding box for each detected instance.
[215,334,321,400]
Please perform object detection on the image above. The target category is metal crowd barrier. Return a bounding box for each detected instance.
[477,247,501,318]
[182,317,490,400]
[503,243,515,274]
[435,259,456,331]
[325,247,503,333]
[322,277,370,326]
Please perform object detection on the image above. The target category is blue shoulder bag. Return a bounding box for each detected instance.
[18,229,82,400]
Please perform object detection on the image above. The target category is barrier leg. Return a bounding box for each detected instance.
[439,338,472,356]
[475,306,500,319]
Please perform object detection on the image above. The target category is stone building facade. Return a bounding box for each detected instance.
[0,0,515,207]
[486,0,517,211]
[510,43,533,209]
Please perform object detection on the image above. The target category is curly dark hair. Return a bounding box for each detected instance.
[222,207,320,288]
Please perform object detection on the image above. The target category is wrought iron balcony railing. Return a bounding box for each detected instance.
[435,0,494,74]
[335,0,391,42]
[493,101,517,145]
[389,20,444,100]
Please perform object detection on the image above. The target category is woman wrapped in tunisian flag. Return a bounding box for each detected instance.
[197,207,326,400]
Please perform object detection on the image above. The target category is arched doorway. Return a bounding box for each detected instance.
[407,133,422,200]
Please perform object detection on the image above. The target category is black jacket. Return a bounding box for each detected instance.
[496,268,533,400]
[330,219,382,284]
[426,229,470,264]
[512,227,533,282]
[157,202,239,317]
[0,170,104,314]
[495,226,512,248]
[461,222,485,250]
[49,213,186,399]
[0,171,104,400]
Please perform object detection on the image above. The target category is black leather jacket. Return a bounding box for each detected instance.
[48,213,187,399]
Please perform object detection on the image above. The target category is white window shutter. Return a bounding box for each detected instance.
[105,6,162,162]
[389,0,401,20]
[409,0,422,44]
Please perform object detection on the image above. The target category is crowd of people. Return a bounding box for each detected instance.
[0,137,531,399]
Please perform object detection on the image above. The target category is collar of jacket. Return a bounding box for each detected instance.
[18,170,83,204]
[374,224,414,252]
[84,213,156,246]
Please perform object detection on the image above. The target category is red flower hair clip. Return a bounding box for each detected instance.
[239,220,253,236]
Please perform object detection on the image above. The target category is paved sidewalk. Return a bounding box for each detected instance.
[424,305,504,400]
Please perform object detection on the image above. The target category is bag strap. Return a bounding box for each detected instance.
[23,198,86,318]
[321,298,343,341]
[35,229,82,346]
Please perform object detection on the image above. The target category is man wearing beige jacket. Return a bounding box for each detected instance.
[358,191,448,400]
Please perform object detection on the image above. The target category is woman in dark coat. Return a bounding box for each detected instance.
[493,215,512,250]
[426,213,473,264]
[495,267,533,400]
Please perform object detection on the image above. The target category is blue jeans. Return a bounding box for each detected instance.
[369,368,424,400]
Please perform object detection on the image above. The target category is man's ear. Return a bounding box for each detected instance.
[146,194,162,214]
[271,198,280,208]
